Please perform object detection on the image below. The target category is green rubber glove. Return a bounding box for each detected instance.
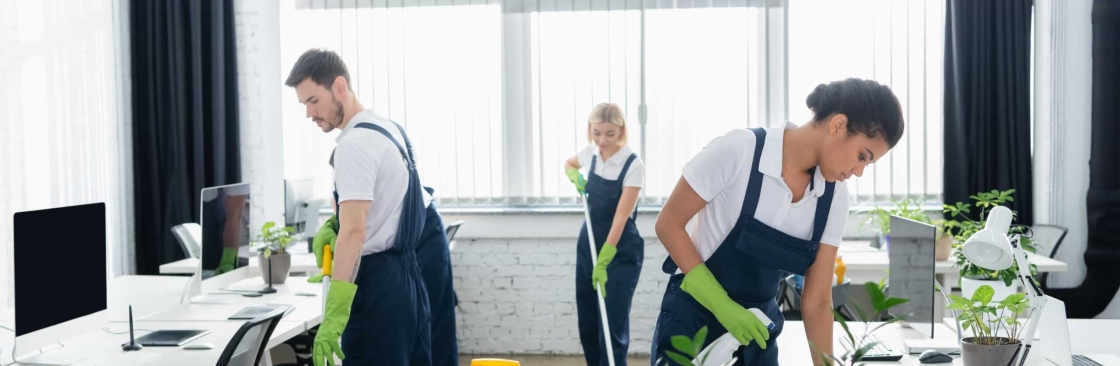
[313,215,339,268]
[314,280,357,366]
[681,263,770,349]
[214,247,238,275]
[592,243,617,298]
[307,274,324,283]
[566,167,586,194]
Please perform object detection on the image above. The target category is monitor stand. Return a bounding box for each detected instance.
[15,343,91,365]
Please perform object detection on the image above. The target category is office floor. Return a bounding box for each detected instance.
[460,354,651,365]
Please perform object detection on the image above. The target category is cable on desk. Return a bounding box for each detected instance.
[100,326,155,335]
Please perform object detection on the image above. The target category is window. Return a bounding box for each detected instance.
[277,0,944,208]
[0,0,133,307]
[789,0,945,206]
[280,0,503,205]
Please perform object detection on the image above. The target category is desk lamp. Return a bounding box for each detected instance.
[960,205,1046,366]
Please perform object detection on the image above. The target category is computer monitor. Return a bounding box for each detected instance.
[888,215,937,339]
[13,203,108,365]
[284,178,313,226]
[199,183,252,282]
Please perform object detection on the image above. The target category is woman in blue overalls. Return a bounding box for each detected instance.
[651,79,905,365]
[565,103,646,366]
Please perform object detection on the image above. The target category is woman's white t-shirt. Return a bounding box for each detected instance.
[681,123,850,264]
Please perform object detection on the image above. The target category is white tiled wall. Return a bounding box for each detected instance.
[451,237,670,356]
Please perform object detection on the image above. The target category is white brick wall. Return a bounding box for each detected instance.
[451,237,670,356]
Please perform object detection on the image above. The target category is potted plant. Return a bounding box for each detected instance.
[942,189,1038,301]
[656,280,909,366]
[253,221,295,285]
[862,198,953,260]
[948,285,1030,365]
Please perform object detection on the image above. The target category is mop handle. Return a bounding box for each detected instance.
[581,191,617,366]
[322,244,332,311]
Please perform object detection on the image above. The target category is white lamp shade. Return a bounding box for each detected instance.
[961,206,1015,270]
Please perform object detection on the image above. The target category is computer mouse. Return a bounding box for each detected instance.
[918,349,953,363]
[183,343,216,350]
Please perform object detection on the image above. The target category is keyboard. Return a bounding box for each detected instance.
[1073,355,1104,366]
[839,334,904,362]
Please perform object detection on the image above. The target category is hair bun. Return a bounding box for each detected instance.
[806,83,831,112]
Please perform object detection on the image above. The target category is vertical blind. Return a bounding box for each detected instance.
[789,0,945,206]
[276,0,944,208]
[0,0,134,307]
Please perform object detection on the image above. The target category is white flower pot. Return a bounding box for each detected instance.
[961,277,1016,303]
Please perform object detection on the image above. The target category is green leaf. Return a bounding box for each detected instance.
[671,335,695,358]
[692,326,708,357]
[972,285,995,304]
[947,302,969,311]
[999,293,1027,307]
[665,350,694,366]
[881,297,910,311]
[283,226,296,233]
[866,282,886,313]
[834,309,853,340]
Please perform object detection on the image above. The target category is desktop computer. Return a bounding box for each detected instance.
[13,203,108,365]
[185,183,257,303]
[888,215,938,339]
[284,178,325,248]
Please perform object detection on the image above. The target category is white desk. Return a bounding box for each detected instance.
[778,320,1120,365]
[1,272,324,366]
[158,252,319,275]
[838,249,1068,287]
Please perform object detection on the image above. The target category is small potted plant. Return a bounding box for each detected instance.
[656,280,909,366]
[253,221,295,285]
[942,189,1038,301]
[948,285,1030,365]
[862,198,952,260]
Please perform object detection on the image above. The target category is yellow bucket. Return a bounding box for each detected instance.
[470,359,521,366]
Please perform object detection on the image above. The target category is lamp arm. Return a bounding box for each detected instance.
[1009,234,1048,366]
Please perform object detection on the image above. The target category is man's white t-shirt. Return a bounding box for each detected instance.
[333,109,430,255]
[576,144,645,189]
[681,122,850,265]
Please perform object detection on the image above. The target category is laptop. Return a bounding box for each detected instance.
[1039,296,1120,366]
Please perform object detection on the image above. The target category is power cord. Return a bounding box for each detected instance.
[100,326,154,335]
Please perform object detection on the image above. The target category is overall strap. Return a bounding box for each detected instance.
[354,123,412,167]
[810,181,836,243]
[739,128,768,218]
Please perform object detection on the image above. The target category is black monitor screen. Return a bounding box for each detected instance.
[200,184,251,280]
[13,203,107,337]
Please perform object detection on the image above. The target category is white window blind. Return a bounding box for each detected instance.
[0,0,134,308]
[278,0,944,208]
[789,0,945,206]
[280,0,504,205]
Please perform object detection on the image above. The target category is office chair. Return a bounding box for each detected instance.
[172,223,202,259]
[1032,224,1069,289]
[777,274,856,321]
[216,307,287,366]
[445,220,464,308]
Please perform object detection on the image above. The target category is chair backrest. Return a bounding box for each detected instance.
[216,307,287,366]
[172,223,203,259]
[445,220,464,242]
[1031,224,1070,259]
[1032,224,1069,289]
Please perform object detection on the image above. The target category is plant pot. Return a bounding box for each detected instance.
[259,252,291,285]
[961,277,1016,303]
[961,337,1020,366]
[936,235,953,261]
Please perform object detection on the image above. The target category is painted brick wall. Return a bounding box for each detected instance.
[451,238,670,355]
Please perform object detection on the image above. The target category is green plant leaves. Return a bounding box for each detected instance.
[671,336,694,359]
[665,350,694,366]
[972,285,995,304]
[691,326,707,357]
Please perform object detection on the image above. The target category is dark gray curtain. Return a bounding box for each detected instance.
[943,0,1034,224]
[1049,0,1120,318]
[130,0,241,275]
